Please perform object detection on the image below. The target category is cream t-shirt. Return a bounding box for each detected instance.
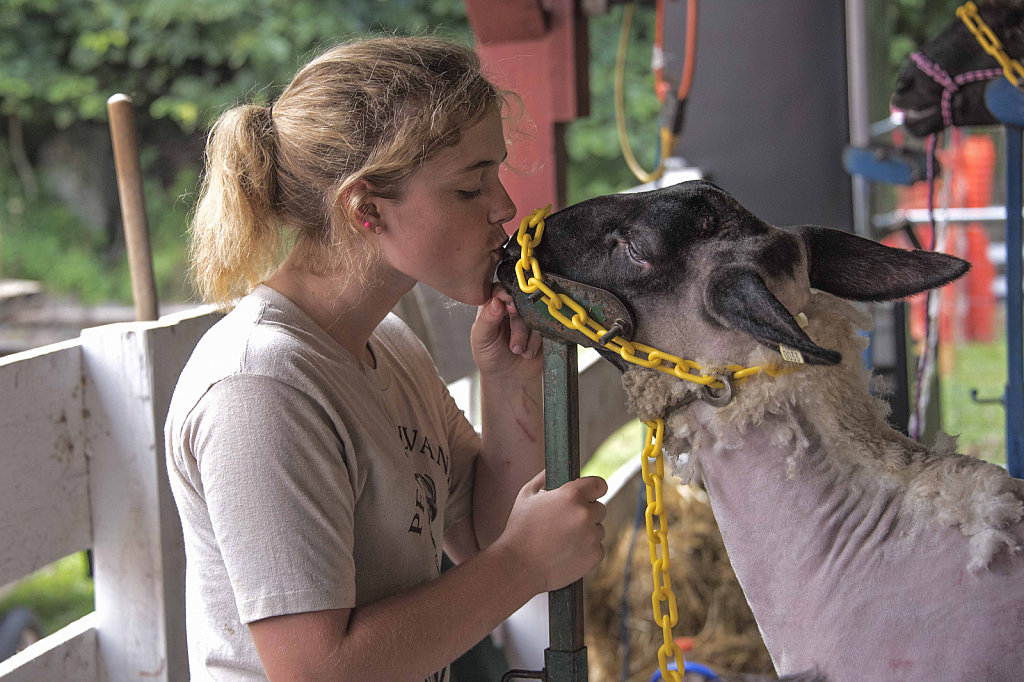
[165,285,479,682]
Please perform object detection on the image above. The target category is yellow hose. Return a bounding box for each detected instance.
[615,3,675,184]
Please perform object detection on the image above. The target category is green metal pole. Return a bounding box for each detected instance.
[542,338,587,682]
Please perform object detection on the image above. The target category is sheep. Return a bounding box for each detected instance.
[892,0,1024,136]
[497,179,1024,682]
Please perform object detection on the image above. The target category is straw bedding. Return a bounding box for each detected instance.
[585,481,776,681]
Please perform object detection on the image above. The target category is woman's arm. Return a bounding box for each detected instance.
[466,287,546,551]
[250,472,607,682]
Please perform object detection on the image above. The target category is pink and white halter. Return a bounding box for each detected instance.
[909,51,1002,128]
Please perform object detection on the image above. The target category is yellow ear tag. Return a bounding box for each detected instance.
[795,312,808,328]
[779,345,805,364]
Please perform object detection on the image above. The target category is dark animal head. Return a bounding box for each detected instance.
[891,0,1024,136]
[498,180,969,370]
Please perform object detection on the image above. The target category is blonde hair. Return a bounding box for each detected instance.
[189,36,506,306]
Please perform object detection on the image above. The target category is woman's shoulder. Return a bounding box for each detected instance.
[168,287,355,425]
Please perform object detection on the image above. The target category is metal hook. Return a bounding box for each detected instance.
[969,388,1005,406]
[700,373,734,408]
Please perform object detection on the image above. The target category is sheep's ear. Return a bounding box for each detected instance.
[705,268,842,366]
[784,225,970,301]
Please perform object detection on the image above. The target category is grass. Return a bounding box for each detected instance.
[0,553,94,637]
[940,337,1008,465]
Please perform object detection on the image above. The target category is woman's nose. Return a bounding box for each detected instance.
[491,181,517,228]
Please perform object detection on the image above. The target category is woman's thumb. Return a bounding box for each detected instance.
[522,468,546,494]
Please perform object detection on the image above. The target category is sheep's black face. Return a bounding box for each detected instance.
[891,2,1023,136]
[504,180,792,301]
[498,180,970,369]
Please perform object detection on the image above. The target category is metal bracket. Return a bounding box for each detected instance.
[969,388,1005,406]
[498,261,636,353]
[501,670,547,682]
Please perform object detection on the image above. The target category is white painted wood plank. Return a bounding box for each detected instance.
[0,612,98,682]
[81,309,219,682]
[0,341,91,587]
[146,309,222,680]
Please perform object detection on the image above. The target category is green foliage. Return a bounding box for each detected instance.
[0,139,198,303]
[567,6,660,204]
[0,553,94,637]
[0,0,470,131]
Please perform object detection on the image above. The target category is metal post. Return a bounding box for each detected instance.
[845,0,872,240]
[542,338,588,682]
[1005,126,1023,478]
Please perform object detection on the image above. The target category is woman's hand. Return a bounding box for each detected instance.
[471,283,542,381]
[496,470,608,594]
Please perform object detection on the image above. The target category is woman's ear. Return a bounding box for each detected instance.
[335,179,382,234]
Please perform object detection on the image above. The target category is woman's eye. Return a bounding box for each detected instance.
[457,188,482,199]
[626,240,648,265]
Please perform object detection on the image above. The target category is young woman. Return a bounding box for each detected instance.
[165,36,608,682]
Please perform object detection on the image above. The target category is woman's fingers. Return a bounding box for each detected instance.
[491,284,532,357]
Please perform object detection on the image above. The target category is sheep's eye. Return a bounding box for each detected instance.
[625,240,648,265]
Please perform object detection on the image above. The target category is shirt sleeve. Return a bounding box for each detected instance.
[440,380,480,533]
[187,374,357,623]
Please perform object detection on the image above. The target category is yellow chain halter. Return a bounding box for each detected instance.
[957,1,1024,87]
[514,205,798,387]
[514,205,799,682]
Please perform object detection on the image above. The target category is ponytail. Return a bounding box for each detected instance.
[189,104,280,306]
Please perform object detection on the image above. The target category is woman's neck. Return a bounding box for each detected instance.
[264,256,414,366]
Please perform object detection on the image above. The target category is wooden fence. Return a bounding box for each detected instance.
[0,302,631,681]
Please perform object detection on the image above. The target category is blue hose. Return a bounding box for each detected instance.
[648,660,720,681]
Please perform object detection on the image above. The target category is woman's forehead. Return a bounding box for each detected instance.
[425,112,507,177]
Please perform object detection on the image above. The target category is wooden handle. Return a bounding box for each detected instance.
[107,93,158,321]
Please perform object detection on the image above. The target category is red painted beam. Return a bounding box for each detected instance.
[463,0,546,42]
[466,0,589,231]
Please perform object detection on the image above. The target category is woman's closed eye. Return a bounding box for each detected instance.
[457,188,483,199]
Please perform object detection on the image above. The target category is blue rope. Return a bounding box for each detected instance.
[648,661,720,681]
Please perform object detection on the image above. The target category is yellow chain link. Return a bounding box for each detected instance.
[642,418,683,682]
[957,1,1024,87]
[514,206,794,389]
